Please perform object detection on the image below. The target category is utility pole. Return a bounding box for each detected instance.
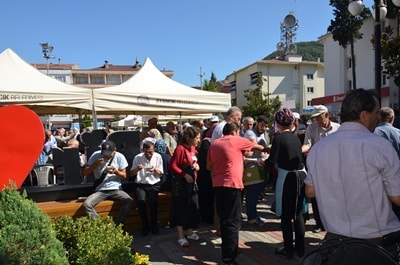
[198,67,204,90]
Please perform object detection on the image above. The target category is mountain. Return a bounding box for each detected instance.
[263,41,324,62]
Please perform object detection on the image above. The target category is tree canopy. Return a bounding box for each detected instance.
[242,72,281,122]
[202,72,220,92]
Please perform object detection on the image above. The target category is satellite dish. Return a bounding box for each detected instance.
[283,13,297,29]
[276,42,284,51]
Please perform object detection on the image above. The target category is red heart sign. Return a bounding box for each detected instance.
[0,105,44,190]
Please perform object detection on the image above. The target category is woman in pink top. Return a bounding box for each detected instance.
[207,122,266,265]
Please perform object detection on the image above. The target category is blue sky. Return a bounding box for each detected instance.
[1,0,333,87]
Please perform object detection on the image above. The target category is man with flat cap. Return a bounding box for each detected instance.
[302,105,340,233]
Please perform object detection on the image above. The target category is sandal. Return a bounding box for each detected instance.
[177,238,189,247]
[186,232,200,241]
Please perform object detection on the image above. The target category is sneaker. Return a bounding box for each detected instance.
[186,232,200,240]
[312,227,323,233]
[177,238,189,247]
[275,247,294,259]
[248,217,265,227]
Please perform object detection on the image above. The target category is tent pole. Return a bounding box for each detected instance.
[91,89,97,129]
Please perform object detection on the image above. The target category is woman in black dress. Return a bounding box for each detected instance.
[266,108,306,259]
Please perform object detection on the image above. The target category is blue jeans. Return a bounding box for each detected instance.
[245,181,264,221]
[83,189,133,226]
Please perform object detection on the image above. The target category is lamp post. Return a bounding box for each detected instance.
[39,42,55,75]
[348,0,400,105]
[39,43,55,130]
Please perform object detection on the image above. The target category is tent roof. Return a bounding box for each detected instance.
[0,48,93,115]
[93,58,231,115]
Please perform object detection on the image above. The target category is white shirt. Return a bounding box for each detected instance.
[211,120,227,141]
[131,152,163,185]
[306,122,400,239]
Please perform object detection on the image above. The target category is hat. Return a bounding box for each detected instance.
[293,112,300,120]
[210,115,219,122]
[155,139,167,154]
[311,105,328,118]
[101,140,116,156]
[183,122,192,128]
[256,115,269,123]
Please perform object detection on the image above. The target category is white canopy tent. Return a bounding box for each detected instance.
[0,48,93,115]
[111,115,141,128]
[93,58,231,115]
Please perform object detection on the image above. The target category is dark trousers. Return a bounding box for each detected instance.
[214,187,242,264]
[134,183,160,230]
[311,197,325,230]
[281,173,305,255]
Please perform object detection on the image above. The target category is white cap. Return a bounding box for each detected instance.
[293,112,300,120]
[310,105,328,118]
[210,115,219,122]
[183,122,192,128]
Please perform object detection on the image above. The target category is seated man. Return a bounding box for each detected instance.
[82,140,133,226]
[130,141,163,236]
[67,138,86,168]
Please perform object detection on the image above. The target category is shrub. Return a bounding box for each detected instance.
[0,185,69,265]
[53,216,150,265]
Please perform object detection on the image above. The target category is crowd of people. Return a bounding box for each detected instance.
[34,88,400,265]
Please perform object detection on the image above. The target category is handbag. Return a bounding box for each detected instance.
[243,166,265,184]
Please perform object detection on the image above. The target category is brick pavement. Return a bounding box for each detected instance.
[131,192,326,265]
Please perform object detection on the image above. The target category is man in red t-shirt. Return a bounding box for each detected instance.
[207,122,267,265]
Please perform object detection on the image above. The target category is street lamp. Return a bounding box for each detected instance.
[39,42,55,75]
[348,0,400,104]
[40,42,55,130]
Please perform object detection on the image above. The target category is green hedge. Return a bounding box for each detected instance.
[0,185,68,265]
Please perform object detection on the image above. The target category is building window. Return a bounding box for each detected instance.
[122,75,131,83]
[54,75,66,83]
[106,75,121,84]
[307,87,314,93]
[91,76,105,84]
[306,74,314,80]
[307,100,312,106]
[230,81,236,91]
[250,72,259,85]
[348,58,352,68]
[383,74,387,86]
[348,80,352,90]
[75,76,88,84]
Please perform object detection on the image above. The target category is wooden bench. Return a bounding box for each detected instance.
[36,192,172,232]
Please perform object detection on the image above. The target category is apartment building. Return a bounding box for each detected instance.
[226,54,324,114]
[316,16,396,114]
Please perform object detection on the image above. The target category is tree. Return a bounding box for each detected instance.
[202,72,220,92]
[82,114,92,129]
[381,24,400,107]
[328,0,370,90]
[242,72,281,122]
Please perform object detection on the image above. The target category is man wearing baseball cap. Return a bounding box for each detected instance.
[82,140,133,226]
[302,105,340,233]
